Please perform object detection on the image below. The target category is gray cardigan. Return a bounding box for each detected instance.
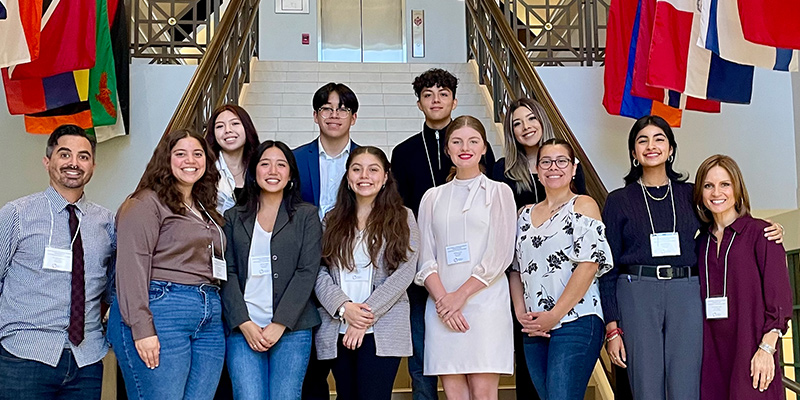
[314,208,419,360]
[220,201,322,333]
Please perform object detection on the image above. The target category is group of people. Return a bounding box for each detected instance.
[0,67,792,400]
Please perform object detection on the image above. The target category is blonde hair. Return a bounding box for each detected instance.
[502,98,555,193]
[693,154,751,224]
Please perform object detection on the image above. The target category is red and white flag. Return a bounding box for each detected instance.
[0,0,41,67]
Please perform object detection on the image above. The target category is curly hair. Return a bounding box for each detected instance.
[204,104,260,171]
[322,146,411,273]
[412,68,458,99]
[134,129,223,225]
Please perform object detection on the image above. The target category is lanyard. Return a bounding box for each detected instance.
[639,179,676,234]
[184,201,226,261]
[46,198,81,248]
[421,129,441,188]
[704,232,736,298]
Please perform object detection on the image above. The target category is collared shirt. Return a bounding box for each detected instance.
[0,186,116,367]
[318,140,351,219]
[215,155,237,214]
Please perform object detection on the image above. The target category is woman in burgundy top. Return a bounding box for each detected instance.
[694,155,792,400]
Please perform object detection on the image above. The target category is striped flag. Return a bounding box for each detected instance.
[698,0,799,71]
[647,0,754,104]
[738,1,800,50]
[0,0,41,68]
[604,0,683,126]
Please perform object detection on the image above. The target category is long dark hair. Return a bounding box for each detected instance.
[204,104,260,170]
[238,140,303,218]
[538,138,578,193]
[135,129,222,224]
[322,146,411,272]
[623,115,687,185]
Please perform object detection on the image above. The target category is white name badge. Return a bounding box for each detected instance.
[250,256,272,276]
[42,247,72,272]
[446,243,470,265]
[212,257,227,281]
[650,232,681,257]
[344,268,370,282]
[705,297,729,320]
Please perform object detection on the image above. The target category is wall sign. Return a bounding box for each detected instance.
[275,0,309,14]
[412,9,424,58]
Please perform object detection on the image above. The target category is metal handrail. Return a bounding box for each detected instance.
[784,376,800,394]
[163,0,261,135]
[466,0,608,206]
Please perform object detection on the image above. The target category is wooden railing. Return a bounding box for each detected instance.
[466,0,608,207]
[163,0,261,134]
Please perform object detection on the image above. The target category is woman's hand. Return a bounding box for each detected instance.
[435,291,467,321]
[526,310,560,337]
[751,347,776,392]
[239,321,269,352]
[342,326,366,350]
[606,338,627,368]
[343,302,374,329]
[763,219,784,243]
[134,335,160,369]
[443,310,470,332]
[261,322,286,350]
[515,309,538,333]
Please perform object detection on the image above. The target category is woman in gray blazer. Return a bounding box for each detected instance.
[315,146,420,400]
[219,140,322,400]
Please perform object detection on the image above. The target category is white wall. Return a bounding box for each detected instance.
[0,64,197,210]
[537,66,798,212]
[258,0,467,63]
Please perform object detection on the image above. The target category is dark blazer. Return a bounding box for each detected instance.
[292,138,360,206]
[220,201,322,333]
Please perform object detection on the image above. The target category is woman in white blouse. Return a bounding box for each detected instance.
[509,138,612,400]
[415,115,517,399]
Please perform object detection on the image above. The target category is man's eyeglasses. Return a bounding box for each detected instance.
[317,106,352,118]
[537,157,572,169]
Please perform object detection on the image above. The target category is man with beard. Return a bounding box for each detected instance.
[0,125,116,400]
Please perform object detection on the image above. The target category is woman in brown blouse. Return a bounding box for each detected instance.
[108,129,227,400]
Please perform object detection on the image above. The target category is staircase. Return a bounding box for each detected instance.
[240,61,504,156]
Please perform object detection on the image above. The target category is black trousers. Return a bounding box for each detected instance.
[331,334,401,400]
[301,334,334,400]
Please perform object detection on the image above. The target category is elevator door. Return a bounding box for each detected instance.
[320,0,405,62]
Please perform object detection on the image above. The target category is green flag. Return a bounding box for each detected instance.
[88,0,118,129]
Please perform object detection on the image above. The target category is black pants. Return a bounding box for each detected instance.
[301,334,334,400]
[513,317,540,400]
[331,334,401,400]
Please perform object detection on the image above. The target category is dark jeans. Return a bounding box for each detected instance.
[331,334,401,400]
[0,347,103,400]
[407,285,438,400]
[301,332,334,400]
[523,315,604,400]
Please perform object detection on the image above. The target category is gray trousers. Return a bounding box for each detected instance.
[616,273,702,400]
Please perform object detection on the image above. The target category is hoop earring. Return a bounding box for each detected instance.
[287,181,294,190]
[632,159,640,167]
[668,155,674,163]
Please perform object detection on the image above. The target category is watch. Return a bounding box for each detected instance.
[336,304,347,323]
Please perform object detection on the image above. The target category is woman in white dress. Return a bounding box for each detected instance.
[415,115,516,399]
[509,138,612,399]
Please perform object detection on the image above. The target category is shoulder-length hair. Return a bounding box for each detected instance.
[135,129,222,224]
[692,154,751,224]
[444,115,489,181]
[322,146,411,273]
[623,115,687,186]
[238,140,304,218]
[204,104,260,170]
[502,98,556,194]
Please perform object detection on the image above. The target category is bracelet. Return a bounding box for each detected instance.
[770,328,784,338]
[606,327,623,341]
[759,342,777,355]
[606,333,620,343]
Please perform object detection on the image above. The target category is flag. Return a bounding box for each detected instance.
[108,0,129,134]
[24,102,93,134]
[87,0,118,129]
[604,0,683,126]
[0,0,42,68]
[9,0,96,80]
[738,1,800,50]
[648,0,754,104]
[698,0,799,71]
[2,68,89,115]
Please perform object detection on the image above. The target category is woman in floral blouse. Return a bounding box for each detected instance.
[509,138,613,400]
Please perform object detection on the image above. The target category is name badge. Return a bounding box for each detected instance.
[446,243,470,265]
[42,247,72,272]
[705,297,728,319]
[250,256,272,276]
[650,232,681,257]
[212,257,227,281]
[344,268,370,282]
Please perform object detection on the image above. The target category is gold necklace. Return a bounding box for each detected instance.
[638,179,670,201]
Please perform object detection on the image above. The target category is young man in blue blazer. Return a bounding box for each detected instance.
[295,82,359,400]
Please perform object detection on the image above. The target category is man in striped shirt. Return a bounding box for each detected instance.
[0,125,116,400]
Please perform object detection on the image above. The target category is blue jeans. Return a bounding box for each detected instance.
[408,285,438,400]
[108,281,225,400]
[226,329,312,400]
[523,315,604,400]
[0,347,103,400]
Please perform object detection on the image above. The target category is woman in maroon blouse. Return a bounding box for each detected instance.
[693,155,792,400]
